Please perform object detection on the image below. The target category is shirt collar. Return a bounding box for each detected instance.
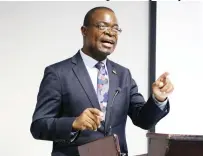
[80,49,107,68]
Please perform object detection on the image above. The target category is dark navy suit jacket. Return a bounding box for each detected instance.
[30,52,169,156]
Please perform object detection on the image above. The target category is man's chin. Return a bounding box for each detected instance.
[99,48,114,56]
[102,51,111,55]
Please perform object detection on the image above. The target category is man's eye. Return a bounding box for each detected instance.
[112,27,119,30]
[99,25,107,29]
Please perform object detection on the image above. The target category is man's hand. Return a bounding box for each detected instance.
[72,108,103,131]
[152,72,174,102]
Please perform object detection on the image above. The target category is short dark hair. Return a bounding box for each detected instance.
[83,6,114,26]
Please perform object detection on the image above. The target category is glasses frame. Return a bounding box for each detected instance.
[85,23,122,35]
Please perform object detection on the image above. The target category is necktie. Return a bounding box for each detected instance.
[95,62,109,120]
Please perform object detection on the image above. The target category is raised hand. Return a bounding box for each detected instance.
[152,72,174,102]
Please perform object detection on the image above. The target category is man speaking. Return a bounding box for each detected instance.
[30,6,174,156]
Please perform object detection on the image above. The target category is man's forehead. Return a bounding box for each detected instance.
[91,9,118,23]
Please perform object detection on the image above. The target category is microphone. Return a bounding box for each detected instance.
[105,87,121,136]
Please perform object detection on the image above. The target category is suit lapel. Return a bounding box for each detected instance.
[72,52,119,133]
[105,59,119,132]
[72,52,101,110]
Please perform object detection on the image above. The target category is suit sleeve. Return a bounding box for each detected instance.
[30,66,76,142]
[127,70,169,130]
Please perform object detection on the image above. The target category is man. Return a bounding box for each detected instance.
[30,6,174,156]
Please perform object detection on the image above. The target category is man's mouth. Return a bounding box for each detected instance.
[100,39,115,48]
[101,39,115,44]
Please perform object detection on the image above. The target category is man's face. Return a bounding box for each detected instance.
[82,9,119,57]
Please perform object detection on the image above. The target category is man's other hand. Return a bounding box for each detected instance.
[72,108,103,131]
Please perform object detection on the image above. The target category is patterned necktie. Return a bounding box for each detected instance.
[95,62,109,120]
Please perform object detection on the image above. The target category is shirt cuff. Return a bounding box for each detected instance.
[70,130,79,136]
[152,94,167,111]
[70,130,80,143]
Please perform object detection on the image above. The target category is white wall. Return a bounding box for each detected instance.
[156,2,203,135]
[0,2,149,156]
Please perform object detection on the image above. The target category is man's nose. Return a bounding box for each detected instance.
[104,28,117,37]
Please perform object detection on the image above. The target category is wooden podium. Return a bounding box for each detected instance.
[146,132,203,156]
[78,132,203,156]
[78,134,121,156]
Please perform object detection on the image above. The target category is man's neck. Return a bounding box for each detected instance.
[81,47,107,62]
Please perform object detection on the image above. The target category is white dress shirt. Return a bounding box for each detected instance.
[80,50,108,93]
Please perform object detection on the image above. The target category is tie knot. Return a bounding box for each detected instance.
[95,62,105,70]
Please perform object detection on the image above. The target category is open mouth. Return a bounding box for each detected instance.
[100,39,115,48]
[101,39,115,44]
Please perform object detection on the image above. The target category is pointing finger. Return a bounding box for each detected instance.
[157,72,169,82]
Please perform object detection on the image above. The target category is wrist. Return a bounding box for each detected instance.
[153,94,167,102]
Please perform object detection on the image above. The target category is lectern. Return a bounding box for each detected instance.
[147,132,203,156]
[78,132,203,156]
[78,134,121,156]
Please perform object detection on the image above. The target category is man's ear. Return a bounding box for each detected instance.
[81,26,87,37]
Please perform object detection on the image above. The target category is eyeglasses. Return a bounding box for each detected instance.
[88,23,122,35]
